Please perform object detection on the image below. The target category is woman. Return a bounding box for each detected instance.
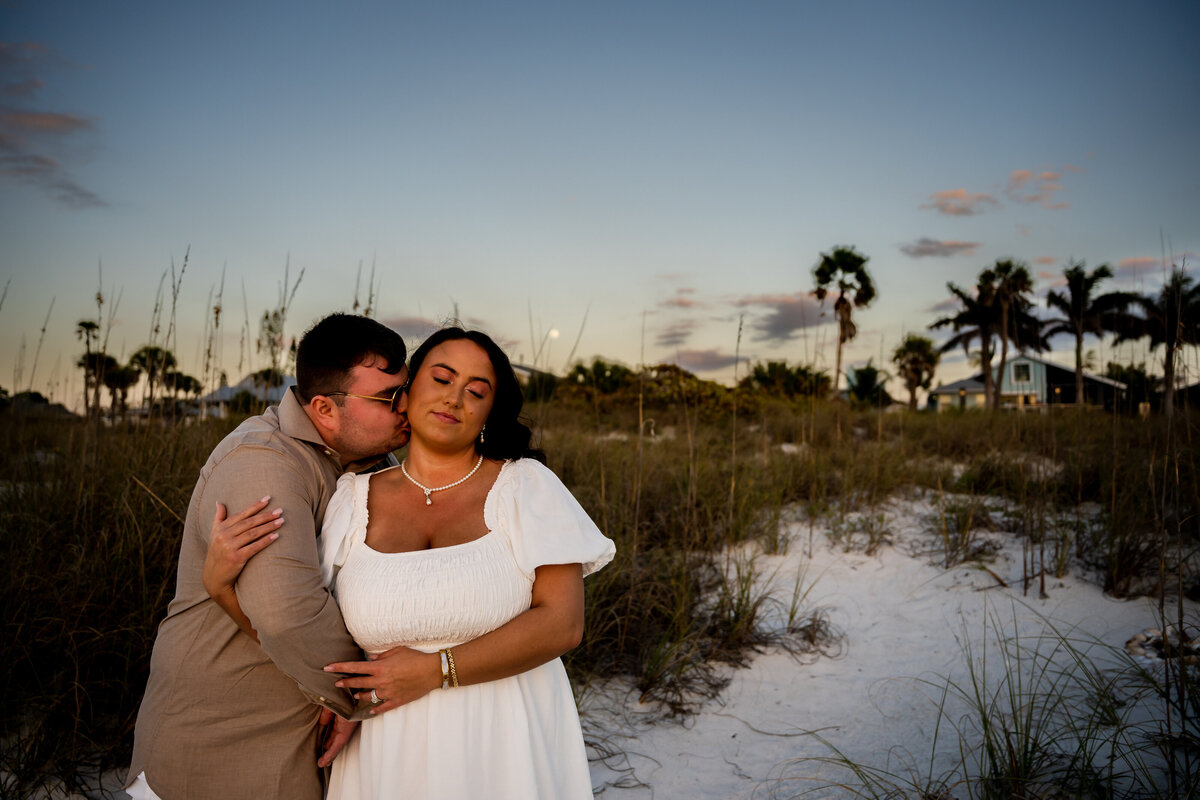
[205,327,614,799]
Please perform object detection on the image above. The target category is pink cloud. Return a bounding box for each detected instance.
[1005,167,1070,209]
[1008,170,1034,190]
[0,111,91,136]
[1113,257,1161,281]
[0,42,103,207]
[658,287,707,310]
[920,188,999,216]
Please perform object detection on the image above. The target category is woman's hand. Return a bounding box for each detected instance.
[203,496,283,640]
[203,496,283,597]
[322,563,585,715]
[324,647,441,715]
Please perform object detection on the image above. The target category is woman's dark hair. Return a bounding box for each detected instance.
[408,327,545,463]
[295,313,407,401]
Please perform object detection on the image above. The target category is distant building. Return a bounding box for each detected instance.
[928,353,1126,412]
[927,376,988,412]
[199,373,295,418]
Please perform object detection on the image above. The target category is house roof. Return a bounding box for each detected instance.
[930,352,1126,394]
[200,374,296,403]
[929,377,987,396]
[1005,352,1127,389]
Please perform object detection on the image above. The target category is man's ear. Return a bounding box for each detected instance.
[308,395,340,433]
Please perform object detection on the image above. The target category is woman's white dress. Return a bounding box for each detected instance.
[318,458,615,800]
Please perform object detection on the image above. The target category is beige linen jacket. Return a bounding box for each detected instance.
[129,389,370,800]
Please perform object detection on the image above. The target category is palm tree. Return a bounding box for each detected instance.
[981,259,1034,409]
[892,334,940,411]
[1111,266,1200,420]
[76,352,116,417]
[103,363,141,420]
[929,280,998,408]
[129,346,177,411]
[75,319,100,416]
[846,360,892,408]
[739,361,831,398]
[1044,261,1136,405]
[163,370,203,414]
[813,246,876,398]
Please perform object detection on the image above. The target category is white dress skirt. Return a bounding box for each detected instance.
[318,458,615,800]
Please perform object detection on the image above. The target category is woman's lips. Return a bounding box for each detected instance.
[431,411,459,423]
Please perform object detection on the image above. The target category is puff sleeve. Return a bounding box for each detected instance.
[490,459,615,580]
[318,472,367,590]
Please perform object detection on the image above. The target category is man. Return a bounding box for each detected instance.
[127,313,411,800]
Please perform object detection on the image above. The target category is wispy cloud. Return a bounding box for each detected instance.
[1035,256,1056,266]
[926,297,960,315]
[0,41,103,208]
[381,315,442,339]
[732,291,825,344]
[1005,168,1070,209]
[1113,257,1161,283]
[658,287,707,310]
[899,237,980,258]
[655,319,698,348]
[920,189,998,216]
[1112,252,1199,284]
[0,151,102,207]
[667,348,744,373]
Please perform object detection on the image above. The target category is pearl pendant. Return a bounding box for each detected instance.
[424,491,433,505]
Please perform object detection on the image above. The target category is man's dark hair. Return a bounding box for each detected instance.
[295,314,406,401]
[407,327,544,463]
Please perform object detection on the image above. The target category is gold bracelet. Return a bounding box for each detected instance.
[445,648,459,688]
[438,649,450,690]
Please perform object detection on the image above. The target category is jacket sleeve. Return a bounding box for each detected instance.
[200,445,362,717]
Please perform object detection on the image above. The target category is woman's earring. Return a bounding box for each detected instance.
[479,425,486,444]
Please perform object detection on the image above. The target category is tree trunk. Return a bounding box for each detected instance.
[1074,329,1085,407]
[1164,346,1176,421]
[92,361,104,419]
[980,338,994,411]
[833,340,843,400]
[993,303,1009,411]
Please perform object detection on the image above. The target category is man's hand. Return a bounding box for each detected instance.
[316,708,359,768]
[325,646,441,715]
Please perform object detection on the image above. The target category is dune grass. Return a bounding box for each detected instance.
[779,605,1199,799]
[1,396,1197,796]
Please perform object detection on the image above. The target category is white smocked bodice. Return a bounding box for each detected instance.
[327,467,532,654]
[337,530,532,654]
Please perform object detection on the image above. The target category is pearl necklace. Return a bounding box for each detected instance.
[401,454,484,506]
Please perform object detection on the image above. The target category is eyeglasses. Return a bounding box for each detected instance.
[325,385,405,413]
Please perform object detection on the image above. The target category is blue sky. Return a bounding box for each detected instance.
[2,1,1197,407]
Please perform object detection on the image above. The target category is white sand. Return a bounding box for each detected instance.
[585,495,1194,798]
[46,494,1193,800]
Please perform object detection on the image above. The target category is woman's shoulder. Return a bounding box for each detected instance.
[496,457,561,490]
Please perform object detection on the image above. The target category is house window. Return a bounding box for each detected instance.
[1012,363,1031,383]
